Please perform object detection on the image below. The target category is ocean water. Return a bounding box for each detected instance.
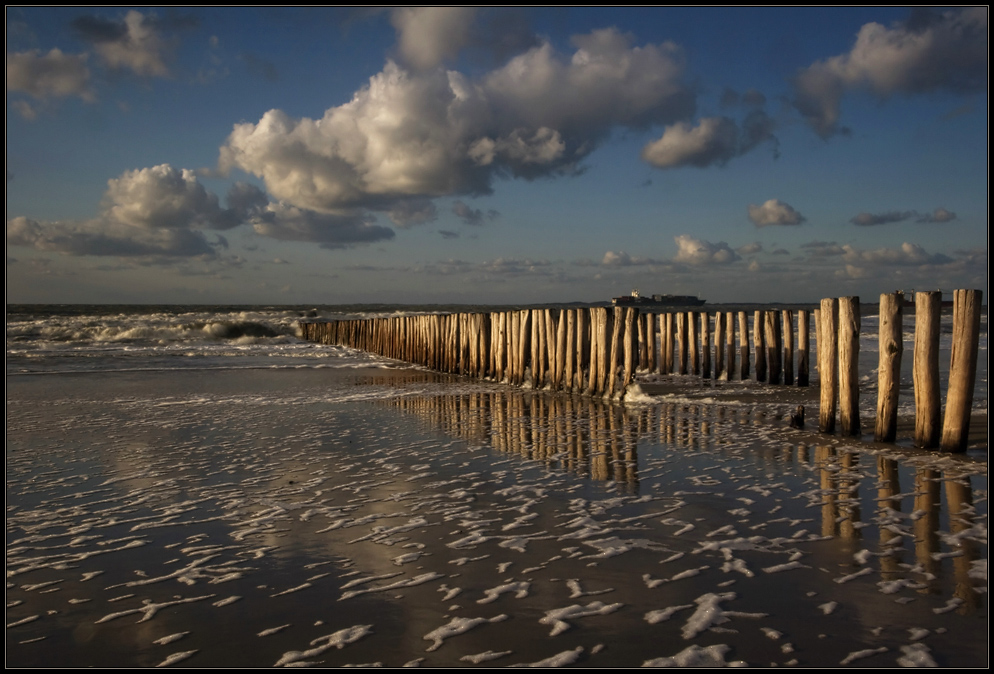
[6,304,988,667]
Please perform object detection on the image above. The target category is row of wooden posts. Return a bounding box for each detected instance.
[299,288,983,452]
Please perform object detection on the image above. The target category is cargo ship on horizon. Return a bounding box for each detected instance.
[611,289,706,307]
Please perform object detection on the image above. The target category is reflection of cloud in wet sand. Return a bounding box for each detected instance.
[6,371,987,667]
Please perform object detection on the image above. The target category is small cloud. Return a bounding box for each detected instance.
[439,229,460,239]
[641,113,778,169]
[452,200,498,226]
[6,48,94,104]
[801,240,845,257]
[387,198,437,227]
[72,10,189,78]
[850,210,915,226]
[673,234,740,265]
[747,199,805,227]
[736,242,763,255]
[917,208,956,223]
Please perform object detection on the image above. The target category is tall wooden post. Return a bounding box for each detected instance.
[913,292,941,448]
[940,289,983,452]
[645,313,656,373]
[623,308,637,391]
[754,310,766,382]
[607,307,623,397]
[838,296,860,436]
[782,310,794,386]
[797,310,810,386]
[738,311,749,381]
[819,298,839,433]
[687,311,698,375]
[714,311,725,379]
[766,311,781,385]
[700,312,711,379]
[565,309,576,391]
[725,311,735,381]
[874,292,903,442]
[676,312,687,375]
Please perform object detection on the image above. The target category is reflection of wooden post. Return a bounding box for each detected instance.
[913,292,941,448]
[700,312,711,379]
[798,310,810,386]
[838,296,860,436]
[738,312,749,381]
[714,311,725,379]
[687,312,698,375]
[819,298,838,433]
[725,312,735,380]
[941,289,983,452]
[874,293,903,442]
[782,310,794,385]
[754,310,766,382]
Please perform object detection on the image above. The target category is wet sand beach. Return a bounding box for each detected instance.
[6,367,988,667]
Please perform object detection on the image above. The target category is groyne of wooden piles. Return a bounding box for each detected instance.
[299,288,983,452]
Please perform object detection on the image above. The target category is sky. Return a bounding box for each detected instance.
[5,7,988,305]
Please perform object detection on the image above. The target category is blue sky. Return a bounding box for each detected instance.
[6,7,988,304]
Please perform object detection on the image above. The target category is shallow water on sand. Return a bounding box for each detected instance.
[6,368,987,667]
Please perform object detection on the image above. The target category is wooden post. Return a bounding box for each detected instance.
[645,312,656,374]
[874,292,903,442]
[607,307,623,397]
[623,308,637,390]
[714,311,725,379]
[765,311,781,385]
[940,289,983,452]
[676,312,687,375]
[838,296,860,436]
[687,311,698,375]
[597,308,611,395]
[819,298,839,433]
[577,308,589,392]
[738,311,749,381]
[754,310,766,382]
[913,292,941,448]
[636,313,646,371]
[664,313,674,374]
[554,310,566,390]
[725,311,735,381]
[700,312,711,379]
[782,310,794,386]
[797,309,810,387]
[565,309,576,391]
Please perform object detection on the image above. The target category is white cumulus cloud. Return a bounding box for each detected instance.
[218,28,695,218]
[673,235,740,265]
[747,199,806,227]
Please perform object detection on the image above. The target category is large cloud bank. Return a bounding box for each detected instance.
[218,28,695,223]
[793,8,988,137]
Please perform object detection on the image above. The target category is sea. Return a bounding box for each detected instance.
[6,304,988,667]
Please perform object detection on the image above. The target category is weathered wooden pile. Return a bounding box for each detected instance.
[299,288,983,452]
